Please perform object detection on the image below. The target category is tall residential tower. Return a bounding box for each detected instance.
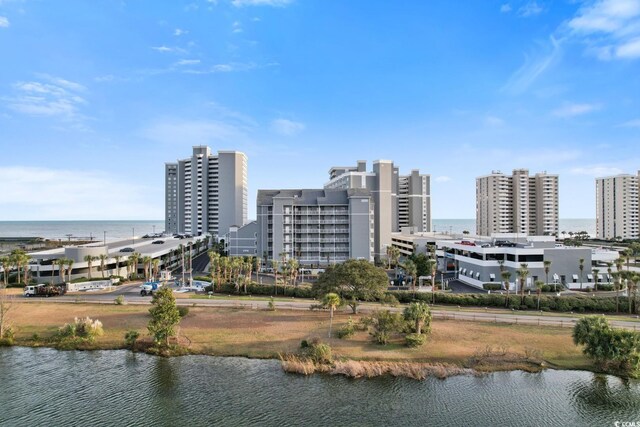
[165,146,248,237]
[476,169,559,237]
[596,173,640,240]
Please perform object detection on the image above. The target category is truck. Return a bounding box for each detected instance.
[24,283,67,297]
[140,281,162,296]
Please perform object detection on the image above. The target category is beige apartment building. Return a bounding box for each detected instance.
[476,169,559,237]
[596,173,640,240]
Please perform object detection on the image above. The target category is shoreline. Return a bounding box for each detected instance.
[1,301,602,380]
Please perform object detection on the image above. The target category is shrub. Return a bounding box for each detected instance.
[124,330,140,349]
[336,317,356,339]
[177,306,189,318]
[405,333,427,348]
[114,295,125,305]
[57,317,104,341]
[381,293,399,307]
[300,338,332,364]
[483,283,502,291]
[267,297,276,311]
[367,310,403,345]
[193,276,212,283]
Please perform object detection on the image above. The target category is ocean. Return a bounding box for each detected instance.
[432,218,596,236]
[0,219,596,240]
[0,220,165,241]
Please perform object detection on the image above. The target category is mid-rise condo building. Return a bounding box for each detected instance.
[324,160,431,260]
[165,146,248,237]
[476,169,559,237]
[256,189,374,265]
[596,173,640,240]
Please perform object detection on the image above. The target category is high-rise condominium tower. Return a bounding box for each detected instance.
[165,146,247,237]
[596,173,640,240]
[324,160,431,260]
[476,169,559,236]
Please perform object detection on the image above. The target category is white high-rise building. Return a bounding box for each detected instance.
[596,173,640,240]
[165,146,247,237]
[476,169,559,237]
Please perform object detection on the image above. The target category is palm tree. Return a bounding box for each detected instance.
[208,250,220,283]
[130,252,141,279]
[535,280,544,310]
[58,258,67,284]
[0,256,9,287]
[517,263,529,302]
[402,259,417,296]
[84,255,95,279]
[272,259,280,295]
[578,258,585,290]
[99,254,108,279]
[114,255,122,278]
[426,259,437,304]
[501,271,512,307]
[142,256,152,281]
[606,262,613,287]
[287,258,299,286]
[403,301,431,335]
[592,268,600,292]
[623,249,632,271]
[66,259,74,282]
[390,246,400,271]
[543,260,552,290]
[152,259,160,280]
[323,292,341,338]
[497,259,505,273]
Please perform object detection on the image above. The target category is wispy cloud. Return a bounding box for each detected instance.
[567,0,640,60]
[569,165,624,176]
[0,16,9,28]
[519,1,544,17]
[552,102,601,118]
[0,166,160,220]
[232,21,243,33]
[175,59,201,66]
[174,28,187,36]
[4,75,89,127]
[231,0,293,7]
[619,117,640,127]
[500,3,512,13]
[151,45,187,54]
[502,36,561,94]
[271,118,305,136]
[484,115,505,127]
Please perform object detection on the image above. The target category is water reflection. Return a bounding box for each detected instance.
[571,373,640,418]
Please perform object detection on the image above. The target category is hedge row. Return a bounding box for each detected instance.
[205,282,636,314]
[393,291,634,314]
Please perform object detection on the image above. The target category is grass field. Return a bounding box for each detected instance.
[4,301,591,372]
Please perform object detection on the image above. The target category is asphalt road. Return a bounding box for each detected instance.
[18,282,640,331]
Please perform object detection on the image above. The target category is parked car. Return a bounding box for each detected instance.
[120,247,135,252]
[152,240,165,244]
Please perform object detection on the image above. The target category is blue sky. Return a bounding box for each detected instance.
[0,0,639,221]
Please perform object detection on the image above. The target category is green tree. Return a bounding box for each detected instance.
[99,254,108,279]
[517,263,529,302]
[84,255,95,279]
[147,287,181,347]
[323,292,341,338]
[402,259,418,295]
[543,260,552,290]
[501,270,512,307]
[592,268,600,292]
[535,280,545,310]
[66,259,74,282]
[386,246,400,270]
[0,257,9,287]
[272,259,280,295]
[114,255,121,278]
[312,259,389,314]
[368,310,403,345]
[425,259,437,303]
[403,302,432,335]
[578,258,586,290]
